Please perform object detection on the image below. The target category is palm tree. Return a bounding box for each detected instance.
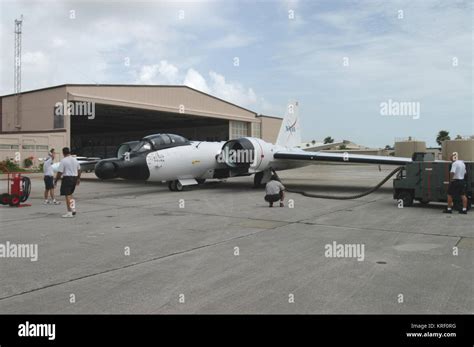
[324,136,334,144]
[436,130,450,146]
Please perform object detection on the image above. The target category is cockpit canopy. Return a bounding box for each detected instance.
[132,134,190,153]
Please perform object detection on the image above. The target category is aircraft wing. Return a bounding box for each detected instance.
[51,158,101,173]
[274,150,412,165]
[299,141,347,152]
[77,159,100,172]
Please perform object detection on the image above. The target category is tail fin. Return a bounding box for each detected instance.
[276,101,301,148]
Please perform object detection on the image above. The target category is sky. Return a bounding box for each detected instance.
[0,0,472,147]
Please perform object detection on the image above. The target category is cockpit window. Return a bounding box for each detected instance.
[117,141,140,157]
[145,134,169,148]
[130,142,141,152]
[162,135,172,145]
[168,134,187,143]
[136,134,190,151]
[134,140,153,153]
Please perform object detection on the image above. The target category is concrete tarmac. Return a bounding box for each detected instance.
[0,165,472,313]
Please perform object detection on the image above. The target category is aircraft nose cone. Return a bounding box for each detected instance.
[95,160,119,179]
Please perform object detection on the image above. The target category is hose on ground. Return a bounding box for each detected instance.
[279,166,403,200]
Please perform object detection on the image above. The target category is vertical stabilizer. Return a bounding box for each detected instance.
[275,101,301,148]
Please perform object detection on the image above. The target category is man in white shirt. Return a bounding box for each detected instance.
[54,147,81,218]
[264,174,286,207]
[43,149,60,205]
[444,152,468,214]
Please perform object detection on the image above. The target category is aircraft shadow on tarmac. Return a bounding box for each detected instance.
[83,178,468,212]
[84,177,393,193]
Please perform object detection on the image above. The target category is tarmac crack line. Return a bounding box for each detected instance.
[299,221,469,239]
[0,224,279,303]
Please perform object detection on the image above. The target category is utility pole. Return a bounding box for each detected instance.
[14,15,23,129]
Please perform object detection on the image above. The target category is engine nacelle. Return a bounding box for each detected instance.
[218,137,274,174]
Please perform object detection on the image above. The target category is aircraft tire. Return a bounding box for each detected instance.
[168,180,183,191]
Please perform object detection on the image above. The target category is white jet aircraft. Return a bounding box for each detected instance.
[94,102,412,191]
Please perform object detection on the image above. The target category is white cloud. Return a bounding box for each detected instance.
[183,68,210,93]
[208,71,257,107]
[135,62,263,109]
[0,0,230,94]
[137,60,180,84]
[270,0,472,146]
[0,1,273,110]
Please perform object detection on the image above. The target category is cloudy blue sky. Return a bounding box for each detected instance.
[0,0,472,147]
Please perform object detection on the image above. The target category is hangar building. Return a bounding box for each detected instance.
[0,84,282,166]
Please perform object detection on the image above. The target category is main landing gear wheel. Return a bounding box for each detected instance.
[168,180,183,191]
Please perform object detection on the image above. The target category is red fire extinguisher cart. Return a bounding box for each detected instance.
[0,172,31,207]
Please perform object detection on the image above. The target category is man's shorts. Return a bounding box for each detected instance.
[60,176,78,196]
[44,175,54,190]
[448,180,466,196]
[265,193,282,203]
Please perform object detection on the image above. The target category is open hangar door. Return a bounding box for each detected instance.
[71,103,229,158]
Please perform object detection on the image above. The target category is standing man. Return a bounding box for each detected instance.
[444,152,468,214]
[43,149,60,205]
[264,174,286,207]
[54,147,81,218]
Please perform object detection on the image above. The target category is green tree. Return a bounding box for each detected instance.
[324,136,334,144]
[436,130,450,146]
[339,144,347,150]
[384,145,392,150]
[311,139,316,145]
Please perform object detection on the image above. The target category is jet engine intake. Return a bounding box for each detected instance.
[218,138,256,169]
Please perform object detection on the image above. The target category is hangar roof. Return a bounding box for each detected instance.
[1,84,258,118]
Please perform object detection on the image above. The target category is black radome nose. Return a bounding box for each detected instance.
[95,161,119,179]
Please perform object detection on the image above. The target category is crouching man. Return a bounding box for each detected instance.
[54,147,81,218]
[264,175,285,207]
